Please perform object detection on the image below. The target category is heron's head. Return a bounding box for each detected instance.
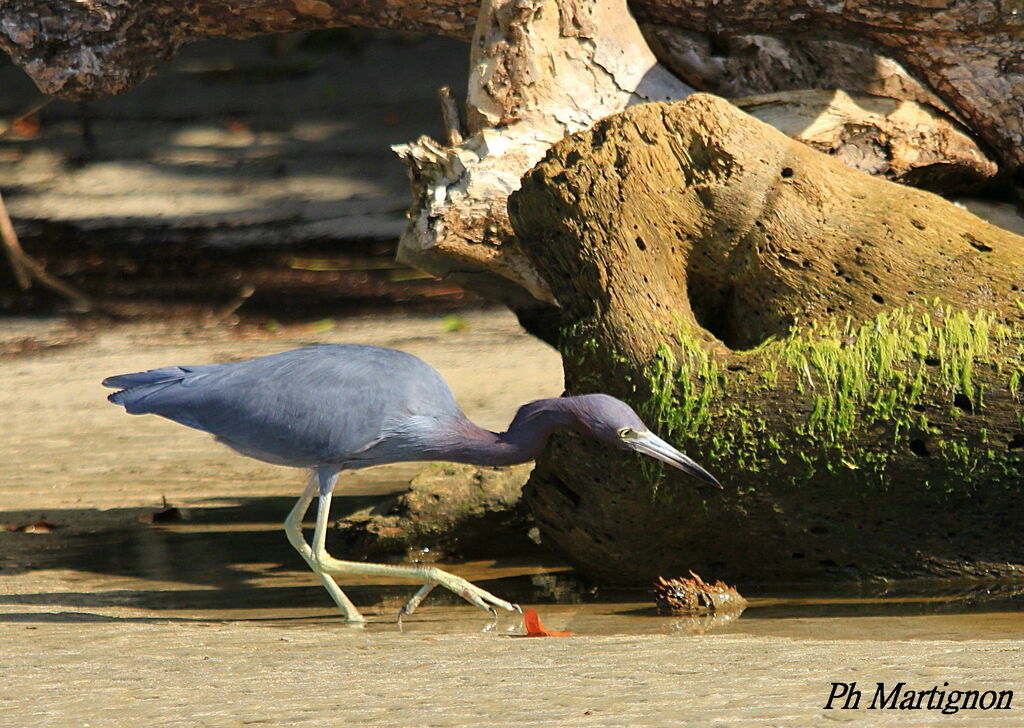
[567,394,721,488]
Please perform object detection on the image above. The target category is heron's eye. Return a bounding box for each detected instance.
[618,428,633,439]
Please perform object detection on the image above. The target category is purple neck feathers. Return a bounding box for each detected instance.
[431,398,579,467]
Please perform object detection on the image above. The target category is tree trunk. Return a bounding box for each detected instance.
[508,94,1024,584]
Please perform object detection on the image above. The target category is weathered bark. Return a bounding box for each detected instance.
[393,0,693,310]
[634,0,1024,173]
[2,0,1021,172]
[507,95,1024,584]
[735,90,997,192]
[0,0,478,102]
[642,30,954,115]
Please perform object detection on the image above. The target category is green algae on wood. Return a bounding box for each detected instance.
[641,303,1024,496]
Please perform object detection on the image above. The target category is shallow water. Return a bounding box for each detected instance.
[5,511,1024,645]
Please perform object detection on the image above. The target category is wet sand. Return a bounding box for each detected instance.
[6,621,1022,727]
[2,310,1023,726]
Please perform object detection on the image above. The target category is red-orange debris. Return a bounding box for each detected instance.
[521,608,572,637]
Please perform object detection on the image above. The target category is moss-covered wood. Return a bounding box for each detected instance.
[335,463,537,561]
[508,94,1024,585]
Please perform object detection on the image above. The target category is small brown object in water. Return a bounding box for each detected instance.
[654,571,747,616]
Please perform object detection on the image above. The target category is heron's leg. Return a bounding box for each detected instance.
[284,469,364,622]
[398,583,436,622]
[310,472,518,619]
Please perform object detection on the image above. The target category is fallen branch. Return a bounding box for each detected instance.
[0,191,94,311]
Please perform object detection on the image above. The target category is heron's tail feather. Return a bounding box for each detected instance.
[103,367,200,411]
[103,367,190,390]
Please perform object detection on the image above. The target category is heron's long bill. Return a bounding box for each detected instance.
[628,431,722,488]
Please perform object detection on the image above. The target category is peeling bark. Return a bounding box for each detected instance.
[633,0,1024,171]
[642,29,956,116]
[393,0,694,308]
[735,90,997,192]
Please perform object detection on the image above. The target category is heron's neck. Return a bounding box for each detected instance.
[437,398,579,467]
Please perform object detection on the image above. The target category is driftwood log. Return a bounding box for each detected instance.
[2,0,1021,175]
[508,94,1024,583]
[392,0,1005,327]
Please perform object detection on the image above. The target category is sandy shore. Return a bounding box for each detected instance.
[1,310,1021,726]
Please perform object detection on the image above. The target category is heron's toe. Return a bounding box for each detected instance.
[426,568,517,615]
[468,585,517,613]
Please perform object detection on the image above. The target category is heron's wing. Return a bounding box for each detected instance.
[104,345,460,466]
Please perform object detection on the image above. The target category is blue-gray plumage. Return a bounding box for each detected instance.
[104,344,719,622]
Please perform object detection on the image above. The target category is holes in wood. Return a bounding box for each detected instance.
[953,392,974,413]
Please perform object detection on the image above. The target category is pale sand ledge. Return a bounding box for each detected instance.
[2,623,1021,726]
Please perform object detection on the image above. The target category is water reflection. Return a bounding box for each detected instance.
[2,500,1024,640]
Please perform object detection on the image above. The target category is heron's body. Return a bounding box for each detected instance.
[108,345,469,469]
[104,344,718,623]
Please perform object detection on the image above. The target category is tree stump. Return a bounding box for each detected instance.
[508,94,1024,584]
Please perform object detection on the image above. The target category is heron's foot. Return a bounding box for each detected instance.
[309,549,519,620]
[412,566,519,618]
[397,583,436,624]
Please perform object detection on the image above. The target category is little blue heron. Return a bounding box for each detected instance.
[103,344,719,622]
